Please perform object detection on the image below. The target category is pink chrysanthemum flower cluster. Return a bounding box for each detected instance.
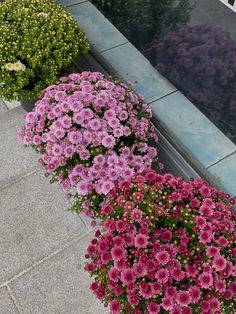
[85,171,236,314]
[18,72,159,216]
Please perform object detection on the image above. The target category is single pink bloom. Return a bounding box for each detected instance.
[120,268,136,286]
[176,291,191,307]
[109,300,122,314]
[134,234,147,248]
[213,255,227,271]
[155,250,170,266]
[198,272,213,289]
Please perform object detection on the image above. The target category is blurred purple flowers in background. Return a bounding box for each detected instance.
[146,25,236,143]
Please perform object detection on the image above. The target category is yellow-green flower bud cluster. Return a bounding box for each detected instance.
[0,0,89,100]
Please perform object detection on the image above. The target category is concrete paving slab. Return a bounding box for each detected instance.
[9,234,108,314]
[0,107,39,188]
[0,99,8,114]
[3,99,21,110]
[0,170,86,285]
[0,286,19,314]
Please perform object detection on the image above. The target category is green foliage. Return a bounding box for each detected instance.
[91,0,193,49]
[0,0,89,100]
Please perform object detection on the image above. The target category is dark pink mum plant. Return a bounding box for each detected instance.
[85,171,236,313]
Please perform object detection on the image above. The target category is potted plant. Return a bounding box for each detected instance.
[0,0,89,111]
[18,71,161,219]
[85,171,236,313]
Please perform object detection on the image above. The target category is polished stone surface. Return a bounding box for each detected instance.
[68,2,128,52]
[151,92,236,169]
[10,235,108,314]
[208,152,236,197]
[102,42,176,103]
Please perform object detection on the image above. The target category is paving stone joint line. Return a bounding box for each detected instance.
[5,284,21,314]
[207,150,236,169]
[0,231,93,289]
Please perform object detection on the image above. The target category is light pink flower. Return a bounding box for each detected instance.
[102,135,115,148]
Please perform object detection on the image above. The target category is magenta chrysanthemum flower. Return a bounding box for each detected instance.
[146,302,160,314]
[88,118,102,131]
[120,268,136,286]
[127,294,139,307]
[198,272,213,289]
[109,300,121,314]
[161,297,173,310]
[213,255,227,271]
[155,268,169,283]
[199,231,213,244]
[108,267,119,282]
[134,234,147,248]
[215,279,226,292]
[189,286,201,303]
[209,298,220,311]
[229,281,236,295]
[155,250,170,266]
[176,291,191,307]
[206,245,220,257]
[111,246,126,262]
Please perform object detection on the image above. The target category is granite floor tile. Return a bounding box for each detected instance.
[0,286,19,314]
[0,99,8,114]
[0,107,38,188]
[0,170,86,285]
[9,235,108,314]
[3,99,21,110]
